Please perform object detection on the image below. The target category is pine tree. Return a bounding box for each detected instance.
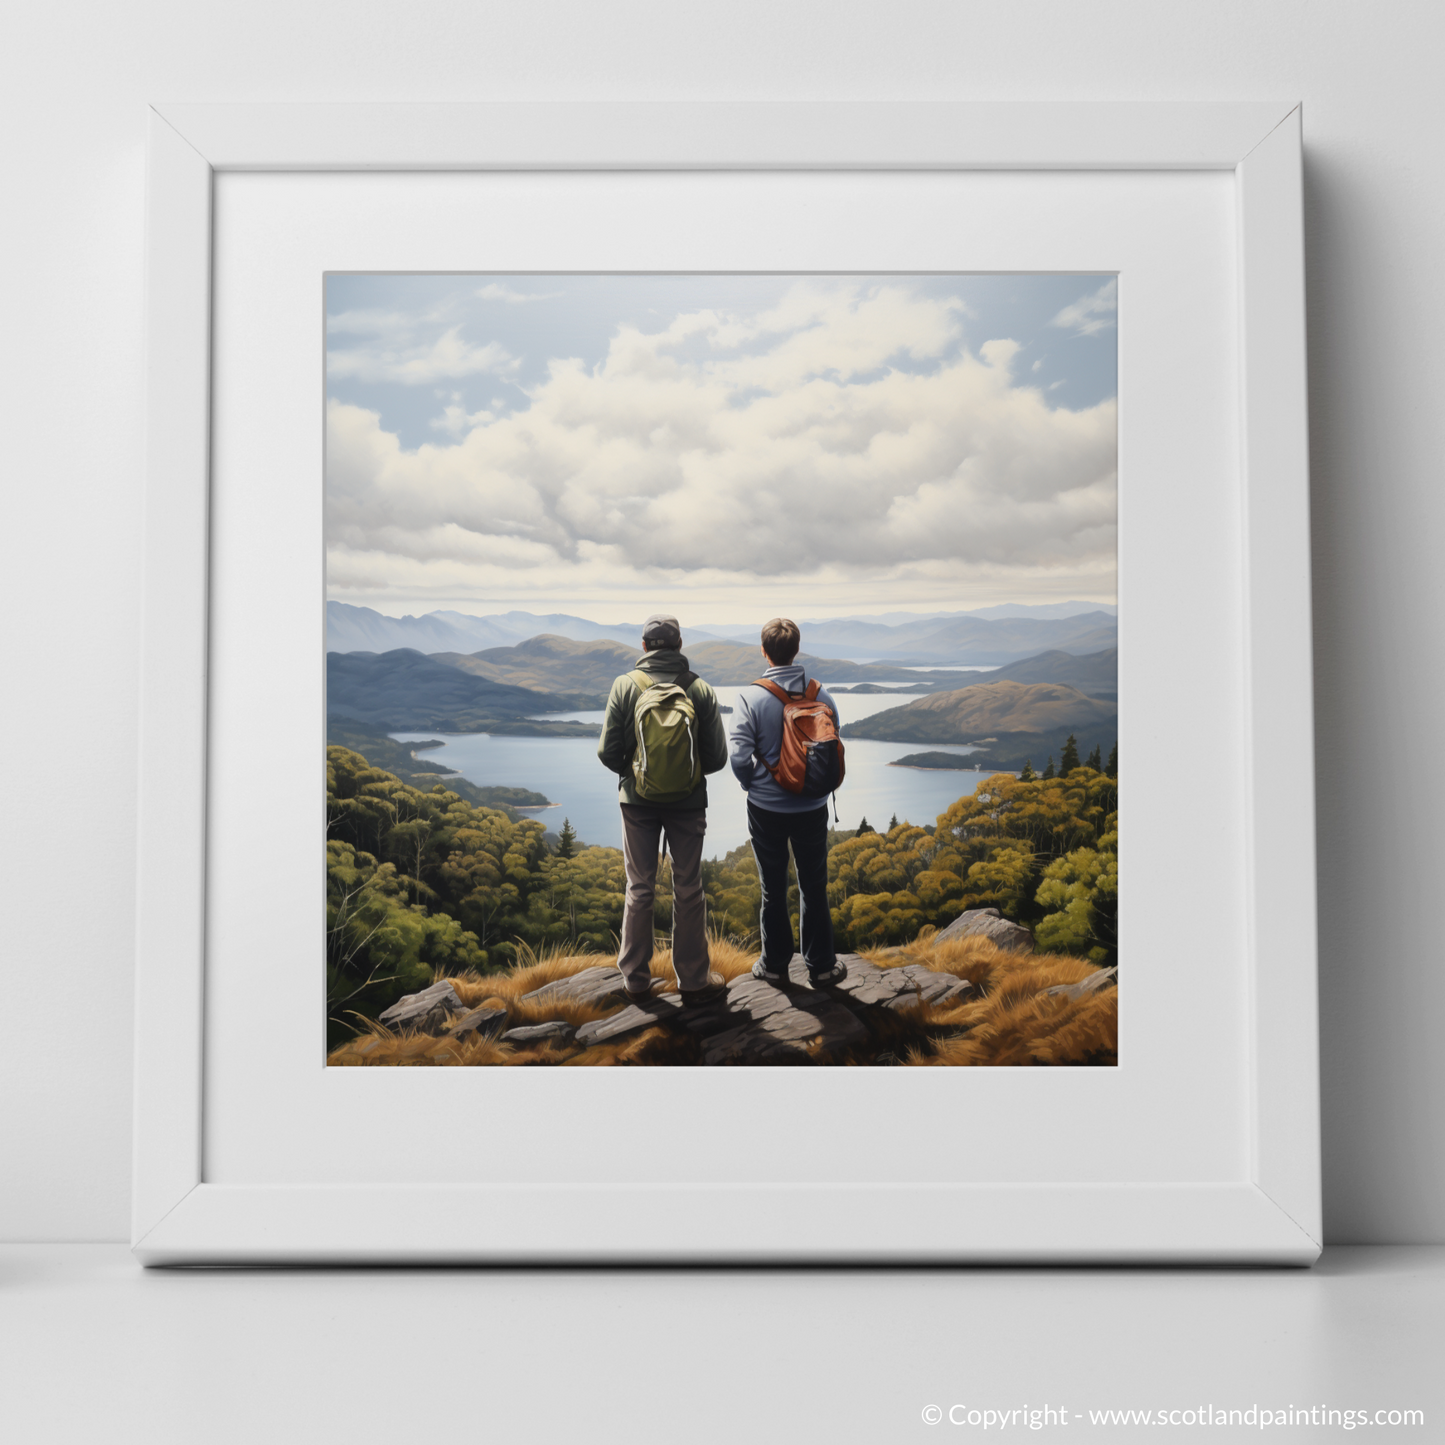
[556,817,577,858]
[888,813,899,833]
[856,816,874,836]
[1086,744,1103,772]
[1060,734,1080,774]
[1105,743,1118,779]
[1042,756,1056,780]
[1019,759,1036,781]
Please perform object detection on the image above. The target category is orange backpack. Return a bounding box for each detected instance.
[753,678,846,799]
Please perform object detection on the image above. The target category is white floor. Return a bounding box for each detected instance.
[2,1245,1441,1442]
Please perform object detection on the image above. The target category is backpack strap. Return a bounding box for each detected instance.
[752,678,801,706]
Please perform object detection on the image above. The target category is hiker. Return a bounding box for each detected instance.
[728,618,847,986]
[596,614,729,1006]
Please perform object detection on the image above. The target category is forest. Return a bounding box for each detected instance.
[326,742,1117,1049]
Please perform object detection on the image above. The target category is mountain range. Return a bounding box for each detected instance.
[327,601,1117,666]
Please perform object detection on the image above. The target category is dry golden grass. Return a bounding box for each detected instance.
[886,940,1117,1068]
[326,931,1116,1068]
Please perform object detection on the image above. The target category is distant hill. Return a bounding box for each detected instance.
[842,681,1115,742]
[842,680,1117,772]
[326,649,601,732]
[889,751,980,770]
[832,682,935,695]
[983,647,1116,698]
[437,635,639,693]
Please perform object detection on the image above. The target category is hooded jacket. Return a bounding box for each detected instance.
[596,648,729,809]
[728,662,842,814]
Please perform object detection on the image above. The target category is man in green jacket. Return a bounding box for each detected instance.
[596,614,729,1005]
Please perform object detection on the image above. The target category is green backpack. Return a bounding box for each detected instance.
[629,668,702,802]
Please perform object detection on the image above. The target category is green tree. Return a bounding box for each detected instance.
[1019,759,1036,781]
[888,813,899,833]
[1034,836,1118,967]
[856,816,874,835]
[1042,756,1056,780]
[1106,743,1118,779]
[556,817,577,858]
[1086,744,1103,771]
[1060,734,1081,774]
[326,838,487,1048]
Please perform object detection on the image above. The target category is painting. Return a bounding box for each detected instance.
[323,273,1119,1067]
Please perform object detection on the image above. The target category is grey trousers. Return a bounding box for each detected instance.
[618,803,710,992]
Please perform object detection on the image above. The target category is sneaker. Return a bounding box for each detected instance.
[750,958,786,983]
[807,961,847,986]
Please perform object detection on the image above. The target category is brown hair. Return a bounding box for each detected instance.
[760,617,801,666]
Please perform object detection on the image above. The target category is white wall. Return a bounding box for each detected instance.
[3,0,1440,1243]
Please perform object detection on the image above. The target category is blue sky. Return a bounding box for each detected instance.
[324,274,1117,623]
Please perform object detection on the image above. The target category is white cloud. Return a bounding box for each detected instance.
[327,327,516,385]
[430,402,497,438]
[1050,278,1118,337]
[476,283,564,304]
[326,282,1115,604]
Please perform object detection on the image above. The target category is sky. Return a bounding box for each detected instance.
[324,273,1117,624]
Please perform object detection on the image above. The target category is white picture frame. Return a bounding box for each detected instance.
[135,102,1318,1265]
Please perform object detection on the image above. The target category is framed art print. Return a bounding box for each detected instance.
[134,103,1319,1263]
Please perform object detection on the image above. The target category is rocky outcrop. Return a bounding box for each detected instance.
[378,980,466,1035]
[935,907,1034,953]
[569,953,972,1064]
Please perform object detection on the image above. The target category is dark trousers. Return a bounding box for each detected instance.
[747,800,836,974]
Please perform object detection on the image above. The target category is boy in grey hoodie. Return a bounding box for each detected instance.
[727,618,846,984]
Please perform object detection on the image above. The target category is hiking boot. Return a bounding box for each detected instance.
[619,976,662,1004]
[807,961,847,986]
[750,958,786,983]
[679,975,728,1007]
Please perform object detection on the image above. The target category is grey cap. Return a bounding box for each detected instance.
[642,613,682,647]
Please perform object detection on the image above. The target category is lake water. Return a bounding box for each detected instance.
[391,686,1007,857]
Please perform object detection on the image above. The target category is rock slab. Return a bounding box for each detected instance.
[935,907,1035,953]
[1043,966,1117,1002]
[520,965,639,1010]
[807,954,972,1011]
[502,1020,577,1044]
[451,1005,509,1040]
[379,980,465,1036]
